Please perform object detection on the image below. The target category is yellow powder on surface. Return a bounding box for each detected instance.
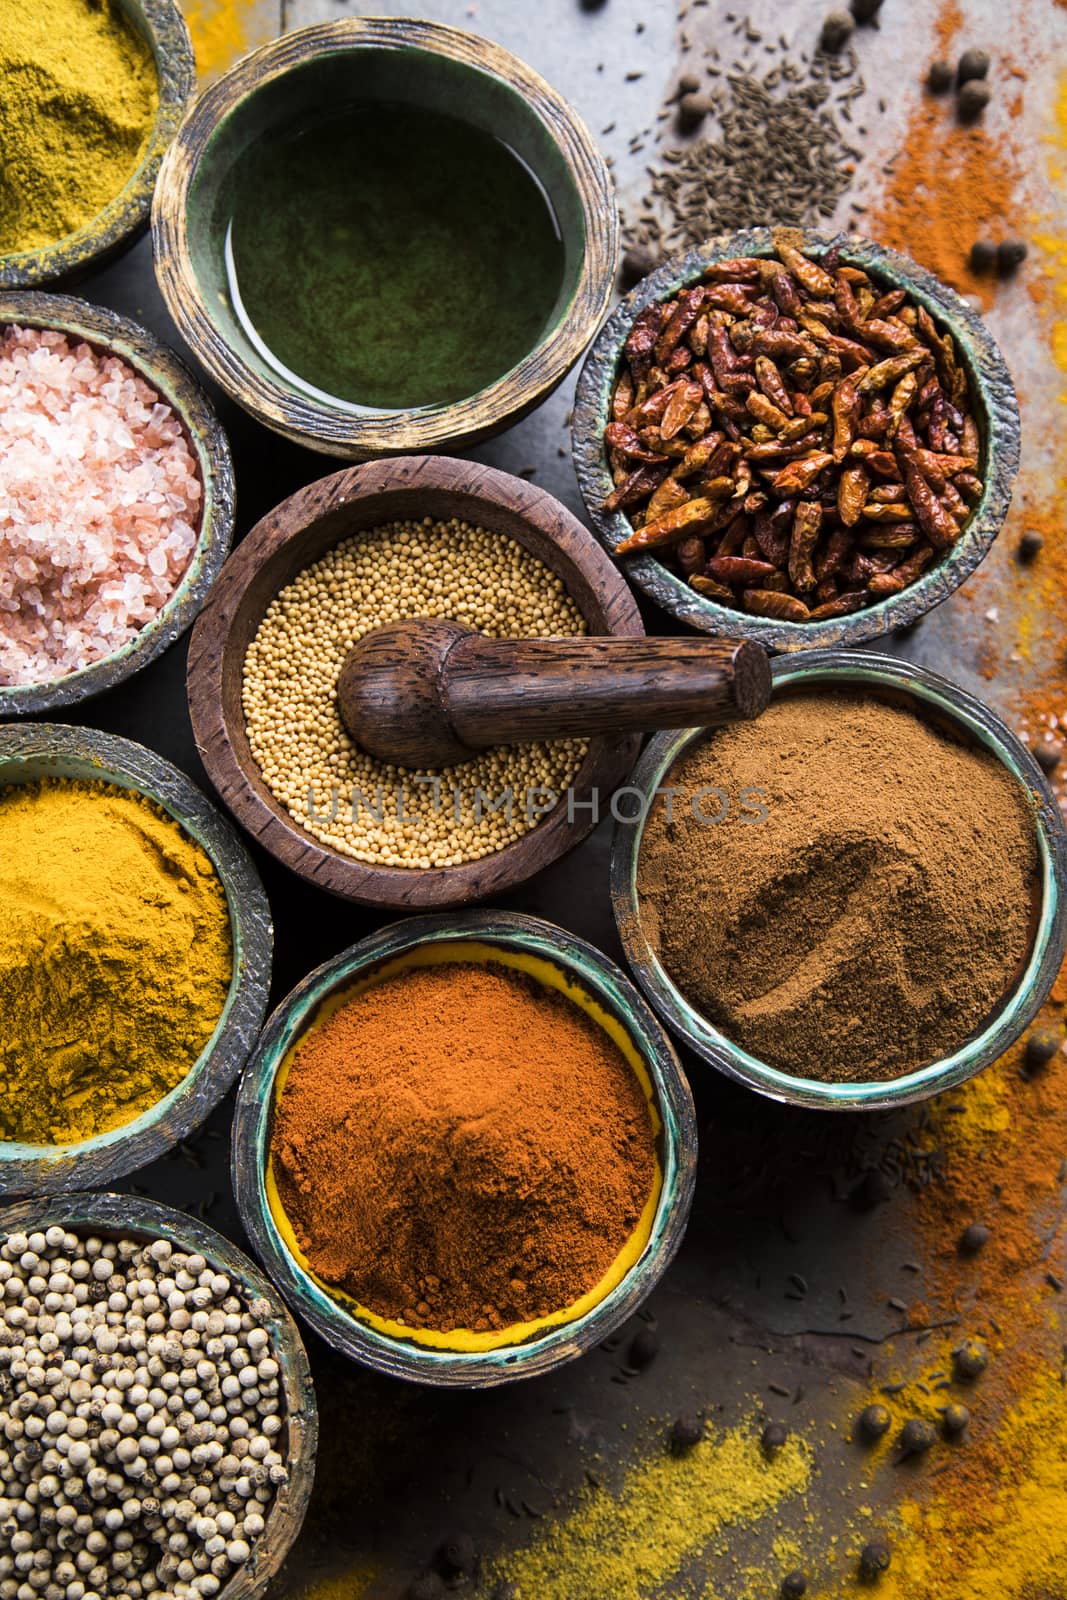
[182,0,274,80]
[483,1425,812,1600]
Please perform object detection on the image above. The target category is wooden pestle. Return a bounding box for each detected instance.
[336,618,771,769]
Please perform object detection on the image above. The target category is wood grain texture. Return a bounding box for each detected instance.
[0,0,195,289]
[152,17,618,458]
[571,227,1020,653]
[187,455,644,910]
[338,622,771,768]
[0,291,236,718]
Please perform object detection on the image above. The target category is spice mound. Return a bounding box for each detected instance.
[603,231,982,623]
[242,518,588,868]
[0,779,232,1145]
[636,692,1038,1082]
[0,1224,288,1597]
[0,0,158,256]
[270,961,657,1335]
[0,326,203,687]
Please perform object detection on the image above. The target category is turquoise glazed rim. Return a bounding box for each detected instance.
[0,0,195,290]
[233,911,698,1388]
[611,650,1067,1112]
[0,292,236,718]
[572,227,1020,652]
[0,723,273,1195]
[0,1191,317,1600]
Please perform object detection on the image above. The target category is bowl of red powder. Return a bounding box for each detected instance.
[612,650,1067,1111]
[0,292,235,715]
[232,912,697,1385]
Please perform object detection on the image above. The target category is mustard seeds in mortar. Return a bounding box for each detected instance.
[636,691,1038,1082]
[242,518,588,867]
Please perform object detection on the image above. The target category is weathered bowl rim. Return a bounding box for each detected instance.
[0,723,272,1194]
[233,910,698,1387]
[572,226,1021,652]
[0,0,195,290]
[151,16,619,458]
[611,649,1067,1112]
[0,291,236,717]
[0,1190,317,1600]
[186,453,643,911]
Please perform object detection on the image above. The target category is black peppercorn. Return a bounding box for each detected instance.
[859,1537,892,1582]
[957,47,991,84]
[761,1421,790,1456]
[435,1534,477,1580]
[849,0,883,22]
[952,1338,990,1382]
[670,1412,705,1454]
[942,1402,971,1437]
[858,1403,892,1443]
[849,1168,892,1213]
[820,10,855,51]
[1025,1027,1062,1071]
[898,1417,937,1456]
[674,72,701,98]
[959,1221,991,1255]
[927,60,954,93]
[628,1326,660,1370]
[1018,529,1045,561]
[997,239,1028,275]
[969,240,997,273]
[781,1571,809,1598]
[621,244,660,287]
[958,79,992,119]
[677,92,712,132]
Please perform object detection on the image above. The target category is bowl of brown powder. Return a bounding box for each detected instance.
[613,651,1067,1110]
[232,912,697,1385]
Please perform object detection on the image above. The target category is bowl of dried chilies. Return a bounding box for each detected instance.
[572,227,1020,650]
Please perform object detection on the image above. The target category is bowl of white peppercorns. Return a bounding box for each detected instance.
[0,1192,317,1600]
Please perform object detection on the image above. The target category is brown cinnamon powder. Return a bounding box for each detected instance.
[637,691,1039,1083]
[271,961,656,1334]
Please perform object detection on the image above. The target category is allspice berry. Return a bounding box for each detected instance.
[858,1403,892,1443]
[677,92,712,132]
[849,0,883,22]
[820,10,855,51]
[957,47,991,84]
[781,1572,809,1599]
[958,79,992,119]
[1018,529,1045,561]
[674,72,701,98]
[621,243,660,286]
[761,1420,790,1456]
[959,1221,991,1255]
[628,1325,660,1370]
[927,59,954,93]
[859,1537,892,1582]
[1025,1027,1062,1071]
[898,1417,938,1457]
[969,240,997,273]
[942,1402,971,1437]
[435,1534,477,1580]
[997,239,1028,275]
[952,1338,990,1382]
[670,1412,705,1454]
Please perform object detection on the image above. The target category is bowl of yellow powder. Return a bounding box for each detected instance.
[0,0,195,288]
[0,722,273,1195]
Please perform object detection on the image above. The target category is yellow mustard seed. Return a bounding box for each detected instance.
[242,519,589,867]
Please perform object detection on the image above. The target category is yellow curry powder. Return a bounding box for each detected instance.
[0,0,158,255]
[0,779,232,1145]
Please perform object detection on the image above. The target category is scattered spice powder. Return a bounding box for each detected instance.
[271,961,656,1334]
[637,692,1038,1082]
[0,325,203,687]
[0,779,232,1144]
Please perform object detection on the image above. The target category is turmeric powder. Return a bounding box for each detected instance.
[0,0,158,255]
[0,779,232,1145]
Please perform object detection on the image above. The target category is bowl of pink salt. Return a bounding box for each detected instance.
[0,290,235,716]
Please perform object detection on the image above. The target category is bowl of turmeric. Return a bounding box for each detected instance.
[0,0,195,289]
[233,911,697,1386]
[0,722,273,1195]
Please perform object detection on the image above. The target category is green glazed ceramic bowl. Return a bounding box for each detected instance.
[611,651,1067,1112]
[0,1191,317,1600]
[233,912,697,1387]
[0,0,195,289]
[572,228,1020,652]
[0,292,235,718]
[152,18,618,458]
[0,723,272,1195]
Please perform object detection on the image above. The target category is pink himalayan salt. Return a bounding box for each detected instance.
[0,325,203,687]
